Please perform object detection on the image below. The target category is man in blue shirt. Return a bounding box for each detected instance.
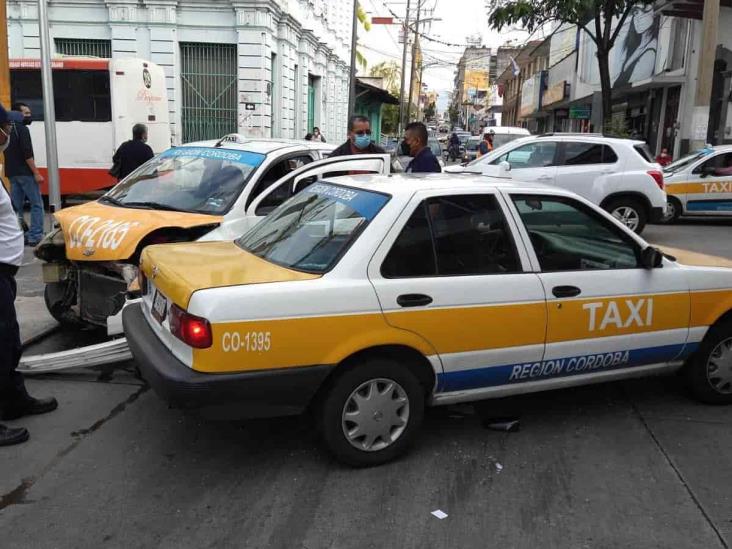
[404,122,441,173]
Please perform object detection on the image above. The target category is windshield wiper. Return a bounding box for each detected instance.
[121,201,195,213]
[98,195,124,207]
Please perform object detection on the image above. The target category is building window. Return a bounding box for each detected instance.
[180,42,238,142]
[55,38,112,58]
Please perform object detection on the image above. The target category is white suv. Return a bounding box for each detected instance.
[445,134,666,233]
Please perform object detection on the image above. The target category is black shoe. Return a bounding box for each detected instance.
[1,396,58,421]
[25,240,40,247]
[0,424,30,446]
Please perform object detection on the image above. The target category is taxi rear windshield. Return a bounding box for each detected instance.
[103,147,265,215]
[237,183,390,273]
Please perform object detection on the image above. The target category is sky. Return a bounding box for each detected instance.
[358,0,536,112]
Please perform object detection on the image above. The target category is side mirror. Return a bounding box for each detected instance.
[700,166,717,178]
[640,246,664,269]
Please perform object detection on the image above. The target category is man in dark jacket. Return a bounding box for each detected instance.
[6,102,44,246]
[112,123,155,180]
[404,122,441,173]
[330,115,385,157]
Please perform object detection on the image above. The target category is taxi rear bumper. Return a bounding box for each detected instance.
[123,303,334,419]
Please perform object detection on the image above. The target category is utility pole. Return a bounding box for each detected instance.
[38,0,62,212]
[1,0,10,189]
[406,0,423,123]
[691,0,720,149]
[397,0,412,135]
[347,0,359,123]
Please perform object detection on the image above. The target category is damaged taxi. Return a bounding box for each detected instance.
[35,135,393,332]
[124,174,732,466]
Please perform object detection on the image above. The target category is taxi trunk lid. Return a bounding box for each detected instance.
[140,241,320,310]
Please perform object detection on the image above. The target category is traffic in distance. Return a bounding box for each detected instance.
[122,173,732,466]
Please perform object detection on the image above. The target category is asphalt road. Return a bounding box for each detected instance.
[3,219,732,549]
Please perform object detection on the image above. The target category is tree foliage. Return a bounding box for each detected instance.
[423,102,436,121]
[369,61,401,94]
[487,0,654,129]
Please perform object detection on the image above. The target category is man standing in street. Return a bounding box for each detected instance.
[111,123,155,181]
[6,102,44,247]
[330,115,385,157]
[477,130,494,158]
[0,104,58,447]
[404,122,442,173]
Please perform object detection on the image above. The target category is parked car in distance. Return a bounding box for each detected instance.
[463,136,483,163]
[661,145,732,222]
[445,133,666,233]
[125,173,732,467]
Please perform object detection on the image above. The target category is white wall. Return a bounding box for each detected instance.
[7,0,354,143]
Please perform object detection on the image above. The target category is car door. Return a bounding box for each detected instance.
[505,192,692,384]
[216,154,391,238]
[368,189,547,399]
[554,141,621,204]
[682,152,732,215]
[490,140,559,186]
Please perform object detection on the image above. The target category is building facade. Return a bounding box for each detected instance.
[7,0,354,145]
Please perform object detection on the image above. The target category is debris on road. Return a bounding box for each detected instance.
[431,510,448,520]
[483,417,521,432]
[495,463,503,473]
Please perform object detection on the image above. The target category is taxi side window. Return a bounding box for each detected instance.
[247,154,313,208]
[381,194,521,278]
[511,195,640,271]
[693,153,732,176]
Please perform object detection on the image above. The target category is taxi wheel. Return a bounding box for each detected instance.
[317,358,425,467]
[685,322,732,404]
[662,197,682,224]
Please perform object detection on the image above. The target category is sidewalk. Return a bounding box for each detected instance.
[16,246,58,345]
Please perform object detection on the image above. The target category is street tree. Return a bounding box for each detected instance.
[370,61,402,135]
[423,101,436,121]
[356,2,371,68]
[487,0,653,130]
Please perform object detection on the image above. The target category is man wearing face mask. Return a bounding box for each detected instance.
[0,104,58,447]
[330,115,385,157]
[6,102,45,247]
[403,122,441,173]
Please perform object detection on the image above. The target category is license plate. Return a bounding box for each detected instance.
[152,290,168,323]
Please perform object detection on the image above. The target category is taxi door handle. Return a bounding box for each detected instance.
[397,294,433,307]
[552,285,581,298]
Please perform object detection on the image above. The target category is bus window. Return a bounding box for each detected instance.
[10,69,111,122]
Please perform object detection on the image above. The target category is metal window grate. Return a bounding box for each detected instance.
[55,38,112,58]
[180,42,238,143]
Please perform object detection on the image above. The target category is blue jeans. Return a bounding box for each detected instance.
[10,175,44,243]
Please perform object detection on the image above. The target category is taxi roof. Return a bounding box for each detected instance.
[180,136,335,155]
[322,172,571,197]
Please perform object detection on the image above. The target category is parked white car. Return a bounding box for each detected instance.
[662,145,732,222]
[445,133,666,233]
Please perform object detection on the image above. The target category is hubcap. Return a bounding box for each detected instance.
[342,378,410,452]
[612,206,640,231]
[707,337,732,394]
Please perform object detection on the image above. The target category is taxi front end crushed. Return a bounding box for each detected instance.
[36,223,218,329]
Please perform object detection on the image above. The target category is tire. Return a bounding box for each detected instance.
[605,198,647,234]
[317,357,425,467]
[661,197,682,224]
[685,321,732,404]
[44,281,81,327]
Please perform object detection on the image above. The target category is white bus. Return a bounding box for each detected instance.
[10,57,171,196]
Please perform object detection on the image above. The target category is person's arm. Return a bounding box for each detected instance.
[144,144,154,162]
[20,127,43,184]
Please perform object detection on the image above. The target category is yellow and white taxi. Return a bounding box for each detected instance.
[123,174,732,466]
[35,134,392,332]
[663,145,732,221]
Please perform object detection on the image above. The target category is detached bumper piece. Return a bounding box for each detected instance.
[18,338,133,374]
[123,303,334,419]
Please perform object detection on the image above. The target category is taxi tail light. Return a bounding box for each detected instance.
[647,170,664,190]
[169,304,212,349]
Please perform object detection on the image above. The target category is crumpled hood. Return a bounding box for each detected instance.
[55,201,222,261]
[140,241,320,308]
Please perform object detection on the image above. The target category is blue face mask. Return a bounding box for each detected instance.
[353,134,371,149]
